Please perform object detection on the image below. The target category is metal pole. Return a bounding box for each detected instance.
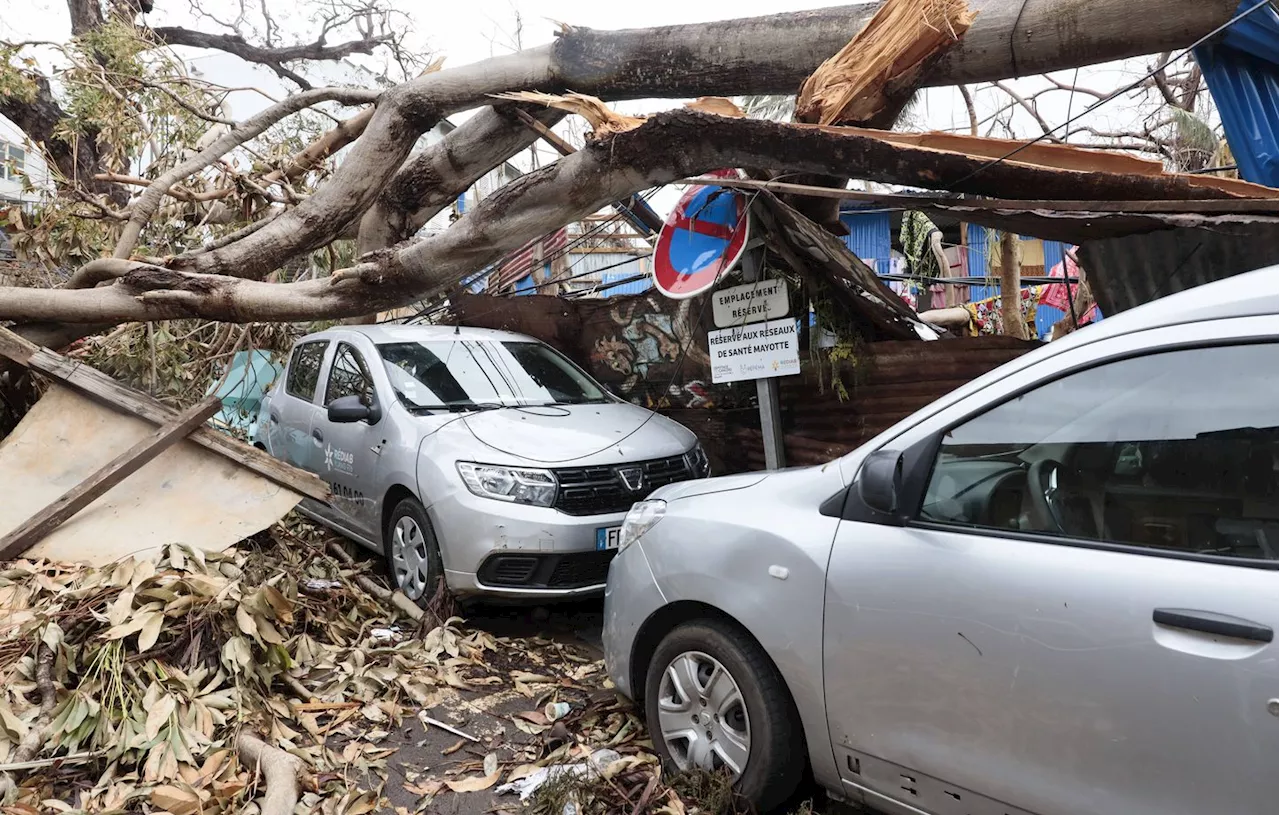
[757,377,785,470]
[741,244,786,470]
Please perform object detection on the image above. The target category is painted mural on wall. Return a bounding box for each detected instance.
[449,291,747,410]
[588,295,717,408]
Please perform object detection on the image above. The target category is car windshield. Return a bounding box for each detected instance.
[377,339,607,411]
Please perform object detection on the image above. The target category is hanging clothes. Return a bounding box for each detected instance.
[1040,249,1098,325]
[963,286,1042,337]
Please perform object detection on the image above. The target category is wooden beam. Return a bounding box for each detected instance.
[0,327,330,502]
[683,176,1279,213]
[0,395,222,559]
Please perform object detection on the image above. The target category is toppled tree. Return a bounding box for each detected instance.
[0,0,1260,346]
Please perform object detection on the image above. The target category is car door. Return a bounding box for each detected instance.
[314,340,384,540]
[269,339,328,469]
[823,319,1278,815]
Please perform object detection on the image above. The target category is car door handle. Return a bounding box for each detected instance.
[312,428,324,443]
[1153,608,1274,643]
[269,411,280,424]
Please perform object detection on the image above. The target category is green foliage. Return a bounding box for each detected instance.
[0,46,40,104]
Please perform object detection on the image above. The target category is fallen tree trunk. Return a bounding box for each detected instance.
[356,105,567,254]
[157,0,1242,283]
[0,109,1269,326]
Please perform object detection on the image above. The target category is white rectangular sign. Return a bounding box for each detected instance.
[711,279,789,328]
[708,318,801,384]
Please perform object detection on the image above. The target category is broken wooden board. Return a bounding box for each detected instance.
[0,395,222,560]
[0,325,329,502]
[0,385,302,565]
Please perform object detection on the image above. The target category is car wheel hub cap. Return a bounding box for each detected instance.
[390,516,431,601]
[655,651,751,778]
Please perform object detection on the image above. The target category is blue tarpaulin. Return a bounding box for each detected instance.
[1194,0,1279,187]
[207,350,282,437]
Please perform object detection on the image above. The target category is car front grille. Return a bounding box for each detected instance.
[552,454,693,516]
[478,550,616,590]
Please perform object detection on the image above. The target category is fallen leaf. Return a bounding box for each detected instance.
[138,610,164,652]
[150,785,200,815]
[145,694,176,742]
[404,779,443,796]
[444,772,501,793]
[441,739,466,756]
[483,752,498,777]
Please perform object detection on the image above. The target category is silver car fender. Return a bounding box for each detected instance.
[637,462,848,792]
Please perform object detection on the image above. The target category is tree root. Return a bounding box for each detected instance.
[0,644,57,803]
[236,733,305,815]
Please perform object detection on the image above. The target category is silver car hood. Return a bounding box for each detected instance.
[449,402,696,466]
[653,461,842,502]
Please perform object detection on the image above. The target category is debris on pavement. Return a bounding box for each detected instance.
[0,518,775,814]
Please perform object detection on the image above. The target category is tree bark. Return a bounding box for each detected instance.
[0,109,1258,326]
[355,105,566,254]
[998,230,1027,339]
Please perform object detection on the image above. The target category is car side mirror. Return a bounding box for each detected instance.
[328,394,379,424]
[858,449,904,517]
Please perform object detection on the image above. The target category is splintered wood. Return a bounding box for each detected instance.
[796,0,977,125]
[493,91,743,139]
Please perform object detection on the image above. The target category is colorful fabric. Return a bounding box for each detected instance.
[1040,250,1098,325]
[899,211,942,278]
[963,286,1041,337]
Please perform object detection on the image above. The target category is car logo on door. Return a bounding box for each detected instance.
[617,466,645,492]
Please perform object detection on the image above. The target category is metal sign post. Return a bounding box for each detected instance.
[740,245,786,471]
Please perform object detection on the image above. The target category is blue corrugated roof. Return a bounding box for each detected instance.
[1194,0,1279,187]
[599,270,653,296]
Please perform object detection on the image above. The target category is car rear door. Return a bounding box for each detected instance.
[823,318,1278,815]
[269,339,329,470]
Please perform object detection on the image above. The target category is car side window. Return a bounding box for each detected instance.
[917,342,1278,562]
[285,341,327,402]
[325,343,376,406]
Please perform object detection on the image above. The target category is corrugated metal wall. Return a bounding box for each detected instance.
[727,337,1038,471]
[839,205,893,271]
[1194,0,1279,187]
[564,252,652,296]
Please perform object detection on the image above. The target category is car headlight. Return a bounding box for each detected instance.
[619,500,666,551]
[684,443,711,478]
[456,462,557,507]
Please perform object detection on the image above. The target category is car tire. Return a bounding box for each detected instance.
[383,497,445,608]
[644,618,804,811]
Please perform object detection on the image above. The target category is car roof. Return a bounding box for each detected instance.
[301,323,537,345]
[1065,264,1278,340]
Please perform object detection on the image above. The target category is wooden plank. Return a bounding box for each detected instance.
[0,326,330,502]
[0,396,222,559]
[684,176,1280,213]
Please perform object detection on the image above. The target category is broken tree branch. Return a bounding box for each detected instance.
[113,86,377,259]
[0,108,1272,327]
[158,0,1243,282]
[236,733,303,815]
[0,644,56,802]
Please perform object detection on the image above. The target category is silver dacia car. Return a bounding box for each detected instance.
[254,324,709,601]
[604,267,1279,815]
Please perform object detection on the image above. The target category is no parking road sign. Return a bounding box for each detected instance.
[652,171,750,299]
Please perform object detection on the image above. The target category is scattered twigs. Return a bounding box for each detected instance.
[0,643,57,801]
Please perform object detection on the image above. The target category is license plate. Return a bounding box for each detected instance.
[596,526,622,551]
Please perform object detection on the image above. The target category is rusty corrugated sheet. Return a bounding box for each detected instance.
[1079,223,1279,315]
